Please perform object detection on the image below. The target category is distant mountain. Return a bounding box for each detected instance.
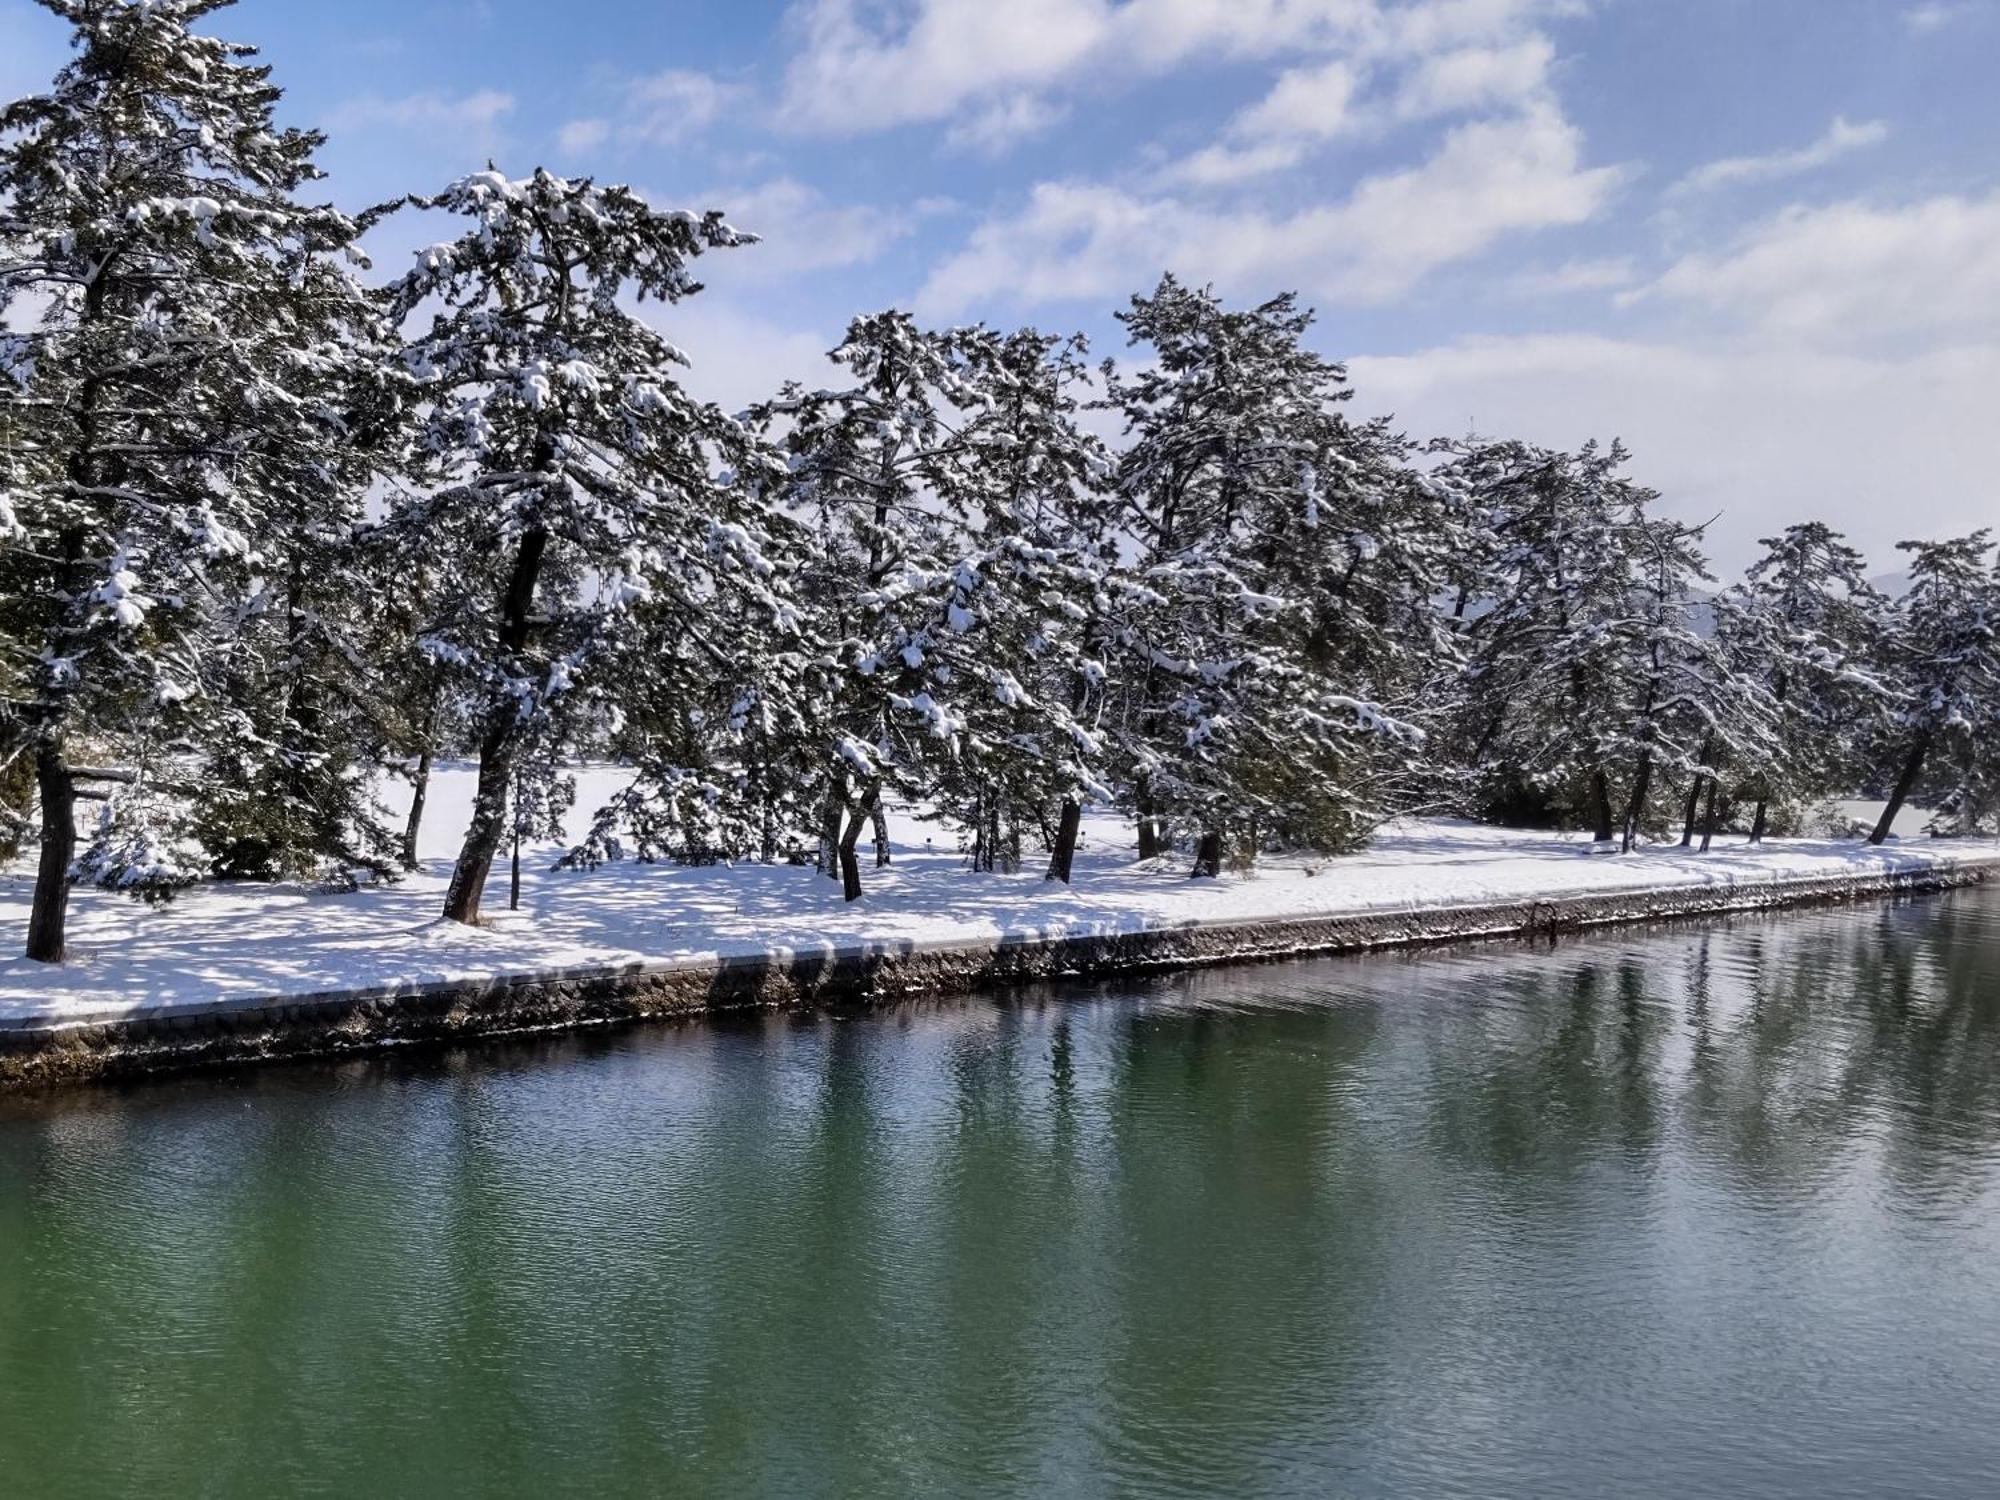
[1869,571,1912,598]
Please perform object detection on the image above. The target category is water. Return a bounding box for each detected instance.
[4,892,2000,1498]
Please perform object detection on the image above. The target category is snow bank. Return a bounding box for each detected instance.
[1,765,1994,1034]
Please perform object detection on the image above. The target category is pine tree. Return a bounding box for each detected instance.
[0,0,388,959]
[1103,277,1428,875]
[1866,532,1998,845]
[1601,515,1772,853]
[385,167,766,925]
[935,326,1118,882]
[1443,439,1649,840]
[750,312,1003,899]
[1710,523,1887,842]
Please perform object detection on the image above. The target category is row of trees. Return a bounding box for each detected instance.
[3,0,1997,963]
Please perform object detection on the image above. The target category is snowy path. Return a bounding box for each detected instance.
[1,766,1994,1030]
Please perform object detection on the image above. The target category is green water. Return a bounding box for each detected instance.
[4,892,2000,1498]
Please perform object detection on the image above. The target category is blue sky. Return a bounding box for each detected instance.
[4,0,1996,571]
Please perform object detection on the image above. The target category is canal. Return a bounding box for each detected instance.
[3,889,1998,1497]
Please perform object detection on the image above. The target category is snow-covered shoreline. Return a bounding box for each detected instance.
[1,768,1994,1074]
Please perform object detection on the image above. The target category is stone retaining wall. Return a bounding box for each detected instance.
[4,854,1995,1088]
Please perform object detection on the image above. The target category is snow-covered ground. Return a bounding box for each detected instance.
[1,766,1993,1029]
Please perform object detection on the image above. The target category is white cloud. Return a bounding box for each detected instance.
[1392,34,1555,119]
[1157,30,1557,189]
[1161,58,1360,186]
[649,298,834,413]
[556,70,741,154]
[923,101,1620,311]
[695,179,915,278]
[557,118,612,154]
[323,89,516,152]
[1352,334,2000,571]
[1507,255,1638,297]
[776,0,1574,136]
[945,94,1071,154]
[1668,116,1890,198]
[1903,3,1975,32]
[1640,191,2000,345]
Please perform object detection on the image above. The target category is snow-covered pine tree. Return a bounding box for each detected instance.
[1441,439,1649,841]
[1709,523,1888,842]
[0,0,387,959]
[937,326,1118,882]
[749,312,1003,900]
[1103,276,1427,877]
[1600,515,1774,853]
[1865,532,1999,845]
[561,476,811,873]
[385,167,765,925]
[189,240,411,883]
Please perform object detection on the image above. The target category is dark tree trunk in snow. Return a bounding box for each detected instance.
[838,785,879,903]
[1870,732,1932,846]
[25,743,76,964]
[510,815,522,912]
[1622,752,1654,854]
[1699,776,1721,853]
[1680,774,1705,847]
[402,743,433,871]
[1046,797,1082,884]
[442,729,518,926]
[1590,770,1615,844]
[1681,736,1715,847]
[1748,799,1770,846]
[871,803,891,867]
[818,801,843,882]
[1190,829,1223,879]
[443,522,548,925]
[1135,785,1163,860]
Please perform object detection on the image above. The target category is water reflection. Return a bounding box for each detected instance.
[2,890,1999,1497]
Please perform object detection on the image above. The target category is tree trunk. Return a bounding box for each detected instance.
[818,800,843,882]
[1869,732,1932,846]
[442,522,547,926]
[1680,774,1706,848]
[1190,828,1223,879]
[402,744,433,871]
[871,802,891,867]
[510,823,522,911]
[1590,770,1615,844]
[25,742,76,964]
[1748,799,1770,846]
[1046,797,1082,884]
[1136,785,1163,860]
[838,785,879,903]
[1621,751,1654,854]
[1699,775,1721,853]
[441,726,517,925]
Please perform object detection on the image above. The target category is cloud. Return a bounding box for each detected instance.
[557,118,612,154]
[1507,255,1639,297]
[1668,116,1889,198]
[923,101,1620,311]
[555,70,742,155]
[1639,191,2000,346]
[694,179,916,278]
[648,298,835,413]
[1352,335,2000,571]
[1392,34,1556,119]
[1903,2,1975,32]
[1157,31,1556,189]
[1160,58,1361,186]
[323,90,517,150]
[776,0,1575,137]
[945,94,1071,154]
